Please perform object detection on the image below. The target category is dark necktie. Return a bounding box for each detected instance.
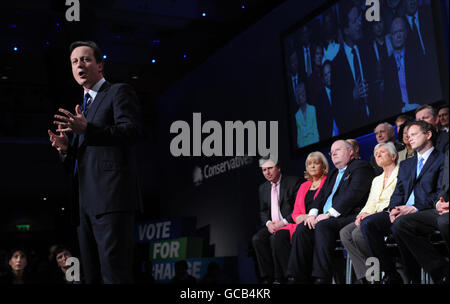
[82,92,92,116]
[351,47,362,83]
[412,16,425,55]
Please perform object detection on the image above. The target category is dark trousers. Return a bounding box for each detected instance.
[286,215,354,282]
[252,228,291,281]
[438,212,449,248]
[77,208,135,284]
[360,211,420,282]
[394,209,449,282]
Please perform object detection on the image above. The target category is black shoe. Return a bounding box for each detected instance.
[314,278,331,284]
[260,277,272,284]
[381,272,403,284]
[357,277,370,284]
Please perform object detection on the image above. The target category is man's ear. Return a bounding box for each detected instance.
[98,62,103,74]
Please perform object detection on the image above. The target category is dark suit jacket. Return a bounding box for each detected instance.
[388,148,444,211]
[382,47,423,116]
[436,130,449,154]
[62,81,143,217]
[332,41,377,134]
[404,6,434,61]
[439,149,449,201]
[258,175,301,225]
[311,159,375,216]
[315,85,335,140]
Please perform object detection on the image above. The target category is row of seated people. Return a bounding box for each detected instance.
[0,245,80,284]
[0,245,228,285]
[252,104,449,284]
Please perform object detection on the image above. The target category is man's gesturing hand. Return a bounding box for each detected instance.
[53,105,87,134]
[48,129,68,152]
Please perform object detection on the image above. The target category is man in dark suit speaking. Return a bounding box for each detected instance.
[48,41,142,283]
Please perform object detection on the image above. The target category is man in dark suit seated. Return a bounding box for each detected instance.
[394,147,449,284]
[49,41,142,283]
[360,121,445,284]
[382,16,422,115]
[286,140,374,284]
[332,1,377,133]
[415,104,449,154]
[252,156,300,284]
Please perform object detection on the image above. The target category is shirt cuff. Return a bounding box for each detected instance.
[282,218,288,226]
[266,220,271,227]
[328,207,341,218]
[309,208,319,217]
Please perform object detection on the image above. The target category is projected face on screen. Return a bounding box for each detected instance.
[283,0,443,152]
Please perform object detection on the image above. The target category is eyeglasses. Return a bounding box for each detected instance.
[408,131,426,138]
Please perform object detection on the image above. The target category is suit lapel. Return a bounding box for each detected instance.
[416,149,438,181]
[278,177,286,207]
[85,81,110,122]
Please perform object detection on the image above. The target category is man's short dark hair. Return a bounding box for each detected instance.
[407,120,437,146]
[69,41,104,64]
[54,246,71,259]
[438,104,449,112]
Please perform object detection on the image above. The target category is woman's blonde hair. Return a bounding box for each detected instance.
[304,151,329,180]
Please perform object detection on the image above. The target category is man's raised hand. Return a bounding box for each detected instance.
[53,105,87,134]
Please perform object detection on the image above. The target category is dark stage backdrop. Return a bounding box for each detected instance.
[0,0,448,283]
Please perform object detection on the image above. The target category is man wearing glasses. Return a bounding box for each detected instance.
[360,120,445,284]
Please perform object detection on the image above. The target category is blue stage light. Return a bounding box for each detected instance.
[152,59,156,63]
[202,12,206,17]
[183,54,187,58]
[13,46,18,52]
[103,55,107,59]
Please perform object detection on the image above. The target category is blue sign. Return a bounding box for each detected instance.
[135,217,196,243]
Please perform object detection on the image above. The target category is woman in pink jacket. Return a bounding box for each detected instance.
[273,152,328,282]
